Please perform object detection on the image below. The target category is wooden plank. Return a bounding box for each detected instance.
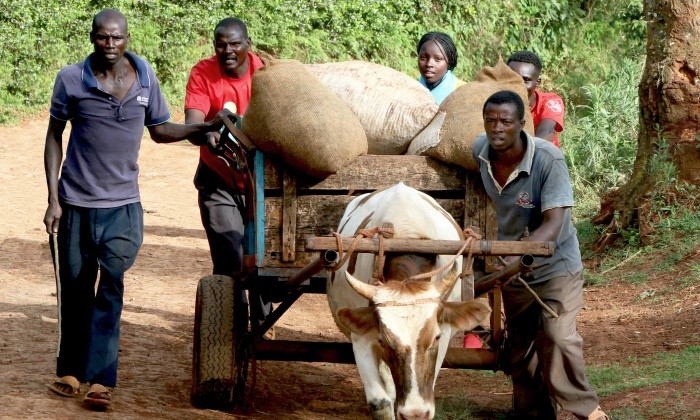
[281,170,297,262]
[262,196,466,267]
[264,196,464,231]
[305,237,555,256]
[264,155,466,192]
[254,339,497,369]
[463,171,486,230]
[489,288,503,345]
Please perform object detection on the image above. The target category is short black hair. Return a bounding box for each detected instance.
[91,9,128,36]
[483,90,525,121]
[507,50,542,73]
[417,32,458,70]
[214,17,248,38]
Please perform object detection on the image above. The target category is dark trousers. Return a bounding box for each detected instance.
[51,202,143,387]
[502,270,599,419]
[195,163,271,322]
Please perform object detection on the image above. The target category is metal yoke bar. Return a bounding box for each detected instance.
[306,236,554,257]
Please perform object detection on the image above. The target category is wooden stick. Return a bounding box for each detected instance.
[600,249,643,275]
[496,256,558,319]
[305,236,554,256]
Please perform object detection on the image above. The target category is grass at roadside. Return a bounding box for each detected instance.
[589,346,700,395]
[435,347,700,419]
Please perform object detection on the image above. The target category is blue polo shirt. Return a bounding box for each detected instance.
[472,131,583,284]
[50,51,170,208]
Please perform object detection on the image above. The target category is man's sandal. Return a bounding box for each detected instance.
[83,383,112,409]
[47,375,80,397]
[587,406,609,420]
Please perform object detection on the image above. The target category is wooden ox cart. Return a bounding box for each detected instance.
[190,114,553,408]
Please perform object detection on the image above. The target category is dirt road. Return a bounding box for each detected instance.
[1,117,698,419]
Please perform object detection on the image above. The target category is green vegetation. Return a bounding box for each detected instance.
[435,347,700,419]
[0,0,643,120]
[589,346,700,395]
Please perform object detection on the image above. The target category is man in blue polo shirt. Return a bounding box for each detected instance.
[472,91,607,420]
[43,8,224,410]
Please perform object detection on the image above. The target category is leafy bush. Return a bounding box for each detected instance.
[0,0,644,122]
[564,57,643,218]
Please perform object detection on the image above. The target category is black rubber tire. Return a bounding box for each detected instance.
[191,275,249,409]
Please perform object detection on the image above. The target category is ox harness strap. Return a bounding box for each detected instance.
[371,297,441,308]
[331,226,395,283]
[331,227,482,287]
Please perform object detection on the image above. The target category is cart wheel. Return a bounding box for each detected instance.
[191,275,249,409]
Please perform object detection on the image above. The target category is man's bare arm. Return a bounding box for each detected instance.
[43,117,67,234]
[535,118,558,142]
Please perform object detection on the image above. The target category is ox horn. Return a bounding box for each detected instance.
[433,264,460,296]
[345,272,378,301]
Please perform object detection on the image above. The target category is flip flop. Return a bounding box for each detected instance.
[83,383,112,409]
[47,375,80,397]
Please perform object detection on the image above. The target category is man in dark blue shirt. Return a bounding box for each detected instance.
[43,8,223,410]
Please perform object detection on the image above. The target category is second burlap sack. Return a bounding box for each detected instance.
[307,61,438,155]
[408,58,535,171]
[242,57,368,178]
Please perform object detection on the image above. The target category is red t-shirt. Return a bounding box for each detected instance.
[185,51,264,190]
[531,90,565,148]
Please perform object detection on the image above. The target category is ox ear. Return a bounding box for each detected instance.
[345,272,378,301]
[439,300,491,331]
[337,307,378,336]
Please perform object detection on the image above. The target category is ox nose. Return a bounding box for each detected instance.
[397,409,431,420]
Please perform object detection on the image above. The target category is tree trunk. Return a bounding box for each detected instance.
[593,0,700,249]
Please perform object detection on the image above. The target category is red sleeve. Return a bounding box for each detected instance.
[538,92,565,132]
[184,61,212,116]
[249,52,265,72]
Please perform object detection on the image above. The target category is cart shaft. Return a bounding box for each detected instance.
[306,237,553,256]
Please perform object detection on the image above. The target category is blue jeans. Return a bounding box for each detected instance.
[52,202,143,387]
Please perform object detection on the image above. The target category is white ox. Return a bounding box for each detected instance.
[327,183,490,420]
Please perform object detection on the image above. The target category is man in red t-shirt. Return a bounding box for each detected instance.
[507,51,565,148]
[185,17,271,328]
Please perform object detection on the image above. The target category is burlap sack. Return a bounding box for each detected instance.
[408,58,535,171]
[242,58,368,178]
[306,61,438,155]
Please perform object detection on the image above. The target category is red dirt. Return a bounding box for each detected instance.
[0,117,698,419]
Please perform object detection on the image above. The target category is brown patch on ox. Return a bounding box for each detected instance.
[415,319,441,403]
[336,306,377,335]
[380,278,434,296]
[438,300,491,331]
[381,304,441,410]
[383,253,436,281]
[375,323,418,409]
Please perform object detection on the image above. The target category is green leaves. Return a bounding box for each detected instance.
[0,0,645,120]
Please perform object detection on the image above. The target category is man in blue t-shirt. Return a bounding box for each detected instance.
[43,8,223,410]
[472,90,607,420]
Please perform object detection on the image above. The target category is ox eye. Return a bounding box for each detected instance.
[434,334,441,342]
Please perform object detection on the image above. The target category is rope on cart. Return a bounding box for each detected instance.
[331,226,395,284]
[497,256,559,318]
[407,227,482,282]
[330,227,483,286]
